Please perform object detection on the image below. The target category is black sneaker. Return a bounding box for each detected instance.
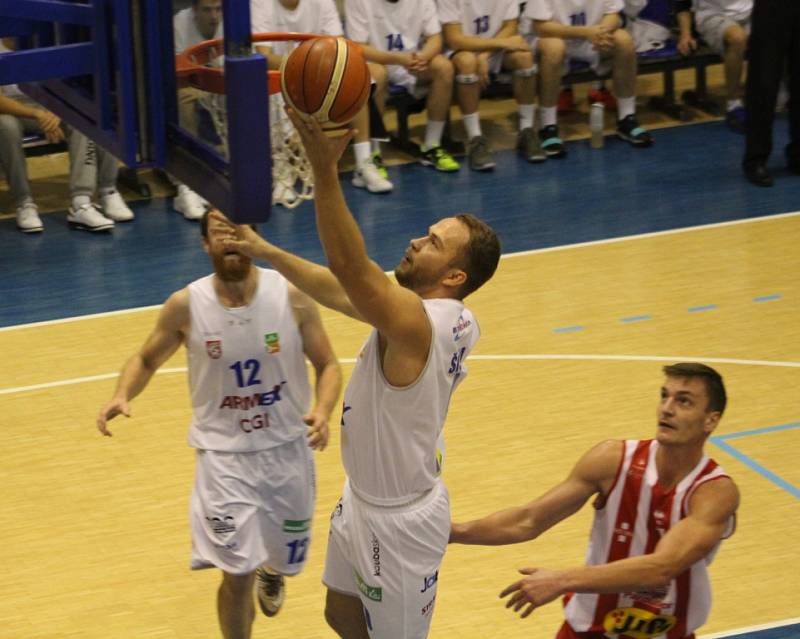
[539,125,566,158]
[256,568,285,617]
[616,114,653,147]
[517,128,546,163]
[466,135,496,171]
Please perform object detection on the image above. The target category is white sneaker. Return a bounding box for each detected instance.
[352,158,393,193]
[256,568,285,617]
[174,186,208,220]
[16,202,43,233]
[67,202,115,231]
[100,189,135,221]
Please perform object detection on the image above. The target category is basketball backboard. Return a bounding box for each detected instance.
[0,0,272,223]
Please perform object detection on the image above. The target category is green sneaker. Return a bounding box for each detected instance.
[420,145,460,172]
[372,152,389,179]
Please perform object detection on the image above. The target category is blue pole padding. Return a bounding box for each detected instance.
[0,43,95,84]
[225,54,272,223]
[0,0,94,25]
[222,0,253,57]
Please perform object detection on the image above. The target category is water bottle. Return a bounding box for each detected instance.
[590,102,604,149]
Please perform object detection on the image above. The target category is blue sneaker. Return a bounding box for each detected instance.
[539,125,566,158]
[616,115,653,147]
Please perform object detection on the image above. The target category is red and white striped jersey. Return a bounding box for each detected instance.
[564,439,736,639]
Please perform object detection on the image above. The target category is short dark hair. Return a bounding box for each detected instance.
[452,214,501,299]
[663,363,727,414]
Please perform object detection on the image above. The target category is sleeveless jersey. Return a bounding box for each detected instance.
[523,0,624,28]
[564,439,736,639]
[344,0,441,53]
[256,0,344,56]
[694,0,752,24]
[186,268,311,452]
[437,0,518,39]
[340,298,479,505]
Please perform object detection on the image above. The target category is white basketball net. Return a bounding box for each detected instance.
[198,76,314,209]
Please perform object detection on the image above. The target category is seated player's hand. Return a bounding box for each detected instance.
[678,34,697,56]
[502,34,531,52]
[499,567,565,618]
[36,109,64,143]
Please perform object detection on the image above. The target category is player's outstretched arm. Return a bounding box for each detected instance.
[289,284,343,451]
[96,290,188,436]
[499,470,739,619]
[451,440,621,545]
[215,211,365,322]
[286,109,431,357]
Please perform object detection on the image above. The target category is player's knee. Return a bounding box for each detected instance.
[452,51,478,74]
[430,54,454,80]
[538,37,566,65]
[725,26,747,51]
[0,113,22,140]
[613,29,636,54]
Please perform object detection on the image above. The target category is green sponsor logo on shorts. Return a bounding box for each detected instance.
[355,570,382,602]
[282,518,310,533]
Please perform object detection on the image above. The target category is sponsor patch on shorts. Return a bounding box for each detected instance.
[355,570,382,602]
[282,518,310,533]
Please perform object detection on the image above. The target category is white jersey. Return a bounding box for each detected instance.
[437,0,518,39]
[344,0,441,53]
[173,7,223,54]
[565,439,736,639]
[186,268,311,452]
[523,0,623,28]
[693,0,752,24]
[254,0,343,56]
[340,298,479,505]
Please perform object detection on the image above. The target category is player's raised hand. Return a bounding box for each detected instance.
[97,396,131,437]
[303,409,329,451]
[499,567,564,618]
[285,106,356,172]
[212,210,269,259]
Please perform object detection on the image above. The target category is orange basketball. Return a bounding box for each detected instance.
[280,36,371,128]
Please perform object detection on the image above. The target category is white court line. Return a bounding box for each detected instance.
[700,617,800,638]
[2,354,798,397]
[2,210,798,333]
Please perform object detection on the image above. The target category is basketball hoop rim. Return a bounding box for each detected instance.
[175,32,319,95]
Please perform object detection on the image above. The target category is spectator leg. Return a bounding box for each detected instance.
[0,114,34,207]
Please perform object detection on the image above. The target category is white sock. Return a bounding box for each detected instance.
[518,104,535,131]
[462,112,482,139]
[370,138,382,154]
[72,195,91,208]
[726,98,743,112]
[423,120,446,150]
[540,106,557,128]
[617,96,636,120]
[353,141,371,167]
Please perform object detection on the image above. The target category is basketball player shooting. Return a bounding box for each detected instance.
[215,105,501,638]
[449,363,739,639]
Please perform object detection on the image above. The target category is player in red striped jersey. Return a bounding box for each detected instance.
[450,363,739,639]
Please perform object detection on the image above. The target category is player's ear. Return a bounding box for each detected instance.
[443,268,466,289]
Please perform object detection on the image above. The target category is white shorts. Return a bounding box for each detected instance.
[322,479,450,639]
[565,40,613,76]
[190,436,315,576]
[386,64,430,100]
[696,14,750,55]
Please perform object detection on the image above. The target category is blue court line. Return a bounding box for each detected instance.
[688,304,718,312]
[714,422,800,440]
[710,422,800,500]
[752,294,782,302]
[620,315,653,323]
[553,325,584,333]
